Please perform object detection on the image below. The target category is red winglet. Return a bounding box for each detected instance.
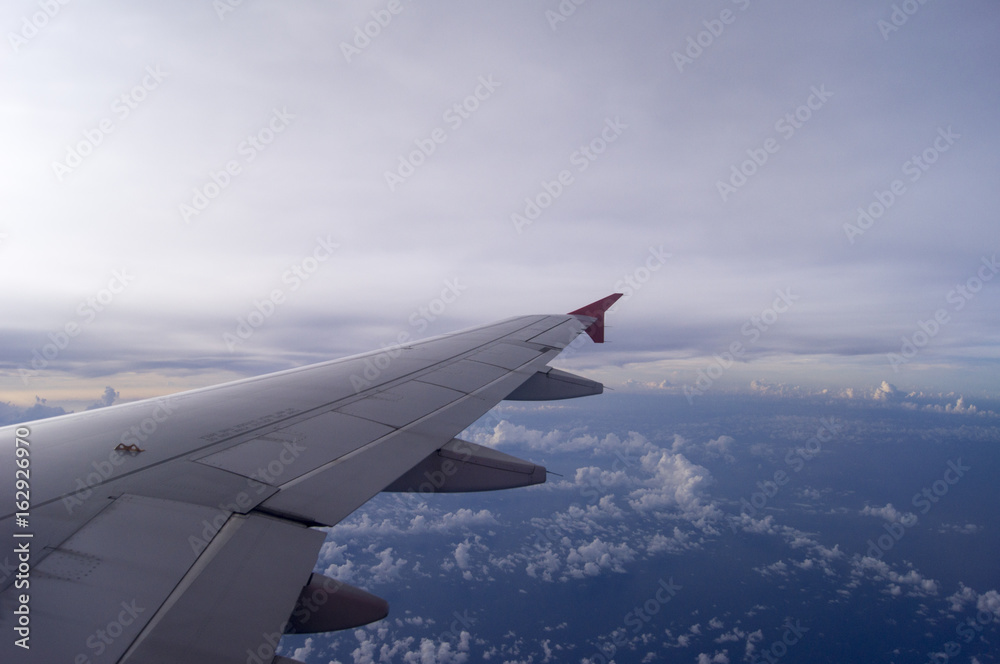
[568,293,623,343]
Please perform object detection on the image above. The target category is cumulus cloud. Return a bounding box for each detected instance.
[646,527,696,555]
[347,624,471,664]
[748,380,807,397]
[627,449,720,528]
[744,630,764,659]
[860,503,917,525]
[937,522,981,535]
[948,584,1000,622]
[946,583,980,612]
[402,634,471,664]
[978,590,1000,619]
[369,547,408,584]
[564,537,636,578]
[332,507,499,538]
[703,435,736,463]
[469,420,657,458]
[873,381,900,402]
[453,540,474,570]
[755,560,790,577]
[85,385,120,410]
[525,548,562,582]
[0,396,68,426]
[290,637,314,662]
[909,396,997,416]
[851,556,939,597]
[319,541,357,582]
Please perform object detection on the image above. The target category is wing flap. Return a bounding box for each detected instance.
[120,512,324,664]
[258,356,544,525]
[504,367,604,401]
[1,494,221,663]
[383,438,545,492]
[192,412,394,486]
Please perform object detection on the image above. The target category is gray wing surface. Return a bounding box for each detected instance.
[0,295,621,663]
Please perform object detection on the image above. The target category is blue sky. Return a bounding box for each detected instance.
[2,1,999,411]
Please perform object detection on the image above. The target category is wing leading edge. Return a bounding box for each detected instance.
[0,294,622,664]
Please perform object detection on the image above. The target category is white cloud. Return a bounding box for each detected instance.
[401,633,471,664]
[453,540,474,570]
[470,420,659,459]
[937,522,981,535]
[978,590,1000,619]
[910,396,997,416]
[851,556,939,597]
[873,381,900,401]
[860,503,917,525]
[704,435,736,463]
[320,541,358,583]
[946,583,980,612]
[525,548,562,582]
[744,630,764,659]
[627,449,720,527]
[564,537,636,579]
[290,637,314,662]
[369,547,408,584]
[646,527,695,554]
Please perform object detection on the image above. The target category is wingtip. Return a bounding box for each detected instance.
[568,293,623,343]
[567,293,624,317]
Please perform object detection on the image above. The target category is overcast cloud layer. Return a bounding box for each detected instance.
[2,1,998,408]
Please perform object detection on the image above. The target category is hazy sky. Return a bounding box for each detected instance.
[2,0,998,409]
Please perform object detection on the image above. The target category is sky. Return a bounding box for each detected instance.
[2,0,1000,411]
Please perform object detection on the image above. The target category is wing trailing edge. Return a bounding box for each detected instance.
[383,438,545,493]
[504,367,603,401]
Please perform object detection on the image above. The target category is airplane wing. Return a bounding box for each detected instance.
[0,294,622,664]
